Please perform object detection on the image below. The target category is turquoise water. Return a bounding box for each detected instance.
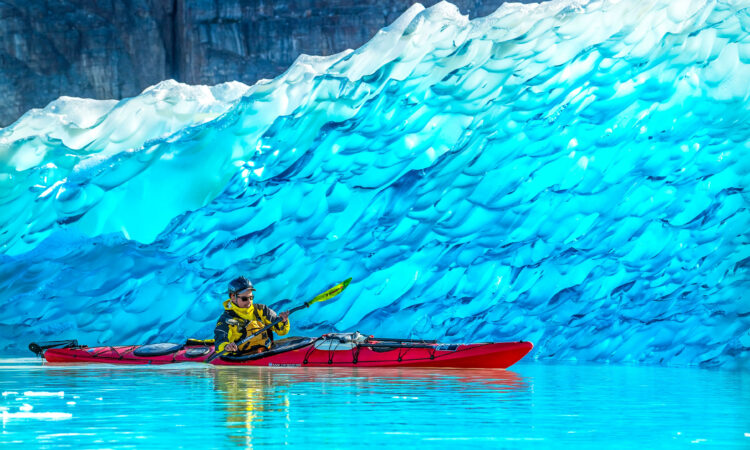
[1,359,747,448]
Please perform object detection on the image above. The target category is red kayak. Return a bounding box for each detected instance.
[30,333,533,369]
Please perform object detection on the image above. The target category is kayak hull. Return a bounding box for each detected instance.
[40,339,533,369]
[213,341,533,368]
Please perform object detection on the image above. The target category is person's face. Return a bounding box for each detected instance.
[232,288,255,308]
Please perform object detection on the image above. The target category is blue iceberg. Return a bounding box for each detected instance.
[1,0,748,368]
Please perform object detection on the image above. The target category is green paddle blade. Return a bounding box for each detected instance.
[309,278,352,305]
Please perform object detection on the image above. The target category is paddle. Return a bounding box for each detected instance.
[207,277,352,363]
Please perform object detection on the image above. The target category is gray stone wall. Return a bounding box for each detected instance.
[0,0,535,127]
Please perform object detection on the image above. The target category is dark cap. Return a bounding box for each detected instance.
[228,276,255,295]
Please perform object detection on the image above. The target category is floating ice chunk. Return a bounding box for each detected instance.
[1,411,73,421]
[23,391,64,397]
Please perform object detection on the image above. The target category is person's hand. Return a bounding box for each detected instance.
[279,311,290,322]
[225,342,238,352]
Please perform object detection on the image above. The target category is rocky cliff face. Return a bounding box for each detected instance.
[0,0,533,127]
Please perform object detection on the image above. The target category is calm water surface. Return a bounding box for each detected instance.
[1,359,747,448]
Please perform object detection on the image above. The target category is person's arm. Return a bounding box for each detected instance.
[214,316,235,352]
[257,304,291,336]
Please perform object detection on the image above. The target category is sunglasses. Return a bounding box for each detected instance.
[237,295,253,302]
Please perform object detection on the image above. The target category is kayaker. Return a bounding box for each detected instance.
[214,276,290,354]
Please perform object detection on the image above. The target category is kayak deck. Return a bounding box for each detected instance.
[36,334,533,369]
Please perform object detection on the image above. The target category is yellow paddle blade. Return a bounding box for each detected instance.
[308,278,352,305]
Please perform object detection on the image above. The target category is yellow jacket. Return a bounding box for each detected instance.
[214,300,290,353]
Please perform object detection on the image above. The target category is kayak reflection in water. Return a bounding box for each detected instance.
[212,368,291,446]
[214,276,291,354]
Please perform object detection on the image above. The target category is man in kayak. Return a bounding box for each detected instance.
[214,276,290,354]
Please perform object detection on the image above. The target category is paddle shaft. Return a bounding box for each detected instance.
[232,302,308,349]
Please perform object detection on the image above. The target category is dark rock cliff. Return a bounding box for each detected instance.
[0,0,535,127]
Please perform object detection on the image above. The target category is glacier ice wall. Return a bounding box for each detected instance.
[1,0,749,368]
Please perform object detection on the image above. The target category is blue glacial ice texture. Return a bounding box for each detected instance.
[1,0,749,368]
